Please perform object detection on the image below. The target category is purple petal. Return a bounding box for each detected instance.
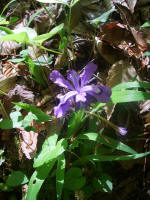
[54,101,70,118]
[54,91,78,118]
[75,93,86,102]
[67,70,80,90]
[49,70,74,90]
[80,62,97,87]
[118,127,128,136]
[87,85,111,103]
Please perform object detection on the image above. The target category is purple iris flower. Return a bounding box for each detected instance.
[49,62,111,118]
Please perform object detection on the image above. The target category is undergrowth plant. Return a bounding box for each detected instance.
[0,0,150,200]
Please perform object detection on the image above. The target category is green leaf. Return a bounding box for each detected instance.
[36,0,69,6]
[34,138,68,168]
[0,119,13,129]
[22,114,38,129]
[8,58,25,63]
[144,51,150,56]
[0,0,17,16]
[91,90,150,113]
[0,32,30,44]
[83,151,150,162]
[10,111,23,128]
[33,23,64,45]
[89,8,115,25]
[13,102,51,122]
[111,90,150,103]
[13,27,37,40]
[6,171,28,187]
[141,21,150,28]
[0,150,4,156]
[0,26,13,34]
[67,110,85,138]
[112,81,150,91]
[26,160,56,200]
[70,0,80,7]
[56,154,66,200]
[27,8,45,27]
[26,56,46,86]
[64,167,86,191]
[33,134,58,167]
[33,54,53,66]
[0,17,9,25]
[77,133,137,154]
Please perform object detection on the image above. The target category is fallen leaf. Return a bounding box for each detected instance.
[8,85,34,103]
[19,127,38,160]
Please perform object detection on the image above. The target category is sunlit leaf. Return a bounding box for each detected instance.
[33,23,64,45]
[56,154,66,200]
[112,81,150,91]
[141,21,150,28]
[77,132,137,154]
[13,102,51,122]
[34,138,67,168]
[26,160,56,200]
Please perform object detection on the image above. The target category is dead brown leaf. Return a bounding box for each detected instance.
[19,127,38,160]
[8,84,34,103]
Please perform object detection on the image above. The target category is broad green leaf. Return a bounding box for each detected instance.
[13,102,51,122]
[56,154,66,200]
[77,133,137,154]
[0,18,9,25]
[64,167,86,191]
[36,0,69,6]
[89,8,115,25]
[33,23,64,45]
[10,111,23,128]
[112,81,150,91]
[0,119,13,130]
[91,90,150,113]
[22,114,38,129]
[8,58,25,63]
[67,110,85,138]
[0,32,30,44]
[34,138,68,168]
[34,134,58,166]
[6,171,28,187]
[111,90,150,103]
[141,21,150,28]
[13,27,37,39]
[26,159,56,200]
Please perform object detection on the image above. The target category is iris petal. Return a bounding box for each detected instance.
[67,70,80,90]
[54,101,70,118]
[49,70,74,90]
[86,86,112,103]
[54,91,78,118]
[80,62,97,87]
